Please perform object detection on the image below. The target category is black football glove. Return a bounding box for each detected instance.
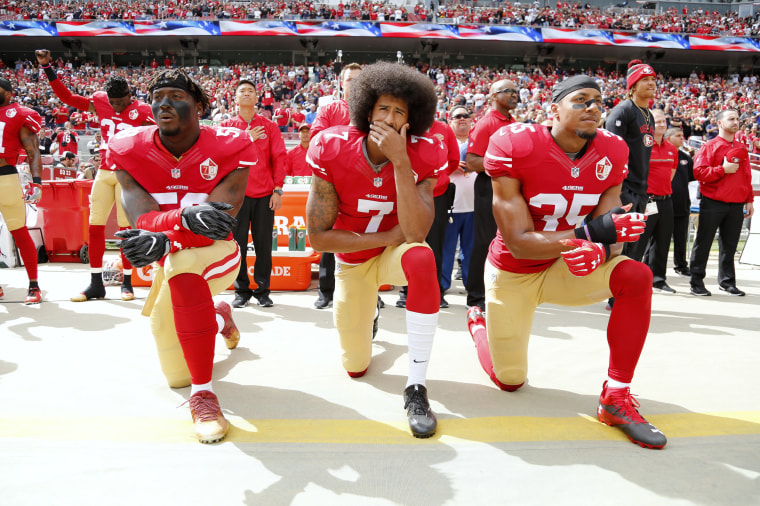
[180,202,237,240]
[115,229,170,267]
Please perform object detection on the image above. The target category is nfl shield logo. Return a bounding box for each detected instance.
[571,166,580,178]
[200,158,218,181]
[595,156,612,180]
[171,167,181,179]
[373,177,383,188]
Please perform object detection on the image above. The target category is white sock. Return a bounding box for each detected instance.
[406,310,437,388]
[216,313,224,333]
[191,381,214,396]
[607,378,630,389]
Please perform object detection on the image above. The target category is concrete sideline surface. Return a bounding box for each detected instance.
[1,254,759,506]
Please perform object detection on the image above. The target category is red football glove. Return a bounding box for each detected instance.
[24,183,42,204]
[610,207,647,242]
[560,238,607,277]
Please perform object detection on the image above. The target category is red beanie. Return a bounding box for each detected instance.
[626,60,656,91]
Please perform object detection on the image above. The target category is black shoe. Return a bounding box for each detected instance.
[719,285,745,296]
[314,295,333,309]
[652,283,676,294]
[454,268,462,281]
[395,294,406,308]
[403,384,437,438]
[231,294,250,308]
[377,296,385,309]
[440,297,449,309]
[690,286,711,297]
[255,294,274,307]
[674,267,691,277]
[372,300,380,340]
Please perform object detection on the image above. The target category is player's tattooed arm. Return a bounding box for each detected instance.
[115,169,161,228]
[207,166,249,217]
[20,125,42,180]
[306,175,339,252]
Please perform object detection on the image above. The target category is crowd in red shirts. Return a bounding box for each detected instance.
[1,0,757,37]
[3,55,760,153]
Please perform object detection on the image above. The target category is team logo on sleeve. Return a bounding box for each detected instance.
[199,158,218,180]
[6,108,16,118]
[595,156,612,180]
[129,109,139,121]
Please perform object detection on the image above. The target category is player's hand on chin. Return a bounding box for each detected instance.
[370,122,408,162]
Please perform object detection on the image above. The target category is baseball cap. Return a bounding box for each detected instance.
[298,122,311,131]
[725,147,748,164]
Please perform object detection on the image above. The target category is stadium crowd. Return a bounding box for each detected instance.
[3,56,760,162]
[1,0,759,37]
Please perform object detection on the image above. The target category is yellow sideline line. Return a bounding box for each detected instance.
[2,412,759,445]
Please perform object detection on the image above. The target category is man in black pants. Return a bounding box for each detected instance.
[604,60,656,307]
[665,127,694,277]
[689,108,754,296]
[464,79,518,317]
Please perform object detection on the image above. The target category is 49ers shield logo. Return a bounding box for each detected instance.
[129,109,139,121]
[200,158,218,180]
[595,156,612,180]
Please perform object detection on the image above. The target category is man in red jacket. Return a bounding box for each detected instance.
[689,108,754,296]
[221,80,287,308]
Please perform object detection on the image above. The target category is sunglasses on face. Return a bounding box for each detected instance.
[452,113,470,120]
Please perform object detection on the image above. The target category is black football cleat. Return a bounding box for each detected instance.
[404,384,437,438]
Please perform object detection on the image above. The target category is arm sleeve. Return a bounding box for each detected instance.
[48,78,92,111]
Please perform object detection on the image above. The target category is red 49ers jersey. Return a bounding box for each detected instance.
[91,91,154,155]
[107,125,258,210]
[485,123,629,273]
[0,103,42,166]
[307,125,447,264]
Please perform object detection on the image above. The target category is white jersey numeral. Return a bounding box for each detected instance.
[529,193,601,231]
[357,198,394,233]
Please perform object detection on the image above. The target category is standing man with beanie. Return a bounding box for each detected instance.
[604,60,656,308]
[35,49,155,303]
[689,109,754,296]
[464,79,518,321]
[0,77,44,304]
[221,80,287,309]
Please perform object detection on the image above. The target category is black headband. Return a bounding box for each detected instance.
[151,76,193,95]
[552,75,601,104]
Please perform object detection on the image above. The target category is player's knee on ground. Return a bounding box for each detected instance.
[493,366,527,391]
[610,259,652,298]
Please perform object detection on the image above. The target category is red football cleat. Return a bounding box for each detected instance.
[597,381,667,449]
[215,301,240,349]
[188,390,229,444]
[24,287,42,305]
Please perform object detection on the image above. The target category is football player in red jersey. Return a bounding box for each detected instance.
[0,77,44,304]
[306,62,446,439]
[472,75,667,449]
[112,68,257,444]
[35,49,155,303]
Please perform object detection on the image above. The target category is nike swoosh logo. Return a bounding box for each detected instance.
[197,212,209,229]
[145,237,157,255]
[413,359,427,363]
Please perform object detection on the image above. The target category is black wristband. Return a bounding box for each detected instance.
[33,177,42,184]
[584,212,617,244]
[42,65,57,81]
[602,244,611,260]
